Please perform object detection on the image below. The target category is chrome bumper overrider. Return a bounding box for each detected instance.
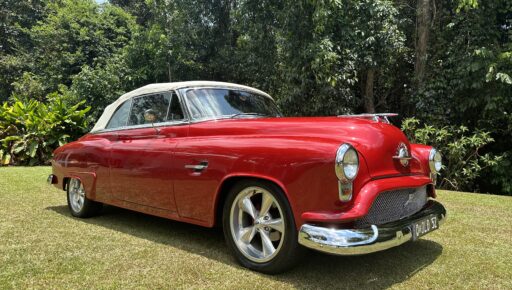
[298,200,446,255]
[47,174,57,185]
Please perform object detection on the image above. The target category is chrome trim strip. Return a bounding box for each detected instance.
[392,156,413,160]
[338,113,398,123]
[92,119,191,134]
[298,200,446,255]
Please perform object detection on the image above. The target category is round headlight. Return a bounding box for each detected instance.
[429,149,442,173]
[335,144,359,182]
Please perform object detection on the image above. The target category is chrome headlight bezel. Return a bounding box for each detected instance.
[335,143,360,183]
[429,148,442,173]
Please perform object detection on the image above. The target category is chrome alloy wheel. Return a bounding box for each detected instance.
[229,186,286,263]
[68,178,85,213]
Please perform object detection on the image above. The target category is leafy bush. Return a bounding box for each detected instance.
[402,118,502,192]
[0,93,90,166]
[485,152,512,195]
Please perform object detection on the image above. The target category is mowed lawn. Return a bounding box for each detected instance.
[1,167,511,289]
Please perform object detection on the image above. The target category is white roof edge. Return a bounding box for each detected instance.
[91,81,273,132]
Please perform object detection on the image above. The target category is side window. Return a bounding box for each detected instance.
[168,93,185,121]
[106,99,132,129]
[128,93,171,126]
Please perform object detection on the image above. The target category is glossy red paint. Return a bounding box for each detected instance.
[51,116,436,229]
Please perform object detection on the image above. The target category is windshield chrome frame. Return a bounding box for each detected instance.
[177,86,281,123]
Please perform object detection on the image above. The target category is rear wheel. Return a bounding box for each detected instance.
[222,180,303,274]
[66,178,102,218]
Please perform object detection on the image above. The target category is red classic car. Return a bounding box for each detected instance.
[48,81,446,273]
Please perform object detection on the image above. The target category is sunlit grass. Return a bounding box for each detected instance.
[1,167,511,289]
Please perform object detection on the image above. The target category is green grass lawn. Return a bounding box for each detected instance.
[1,167,511,289]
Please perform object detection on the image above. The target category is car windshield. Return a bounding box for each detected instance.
[181,88,281,120]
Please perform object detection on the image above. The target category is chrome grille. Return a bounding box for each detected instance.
[354,186,428,228]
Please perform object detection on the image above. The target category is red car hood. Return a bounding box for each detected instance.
[195,116,422,178]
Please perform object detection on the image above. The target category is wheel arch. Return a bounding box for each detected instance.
[213,174,291,227]
[61,172,97,199]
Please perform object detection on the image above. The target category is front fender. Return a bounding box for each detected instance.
[173,135,372,228]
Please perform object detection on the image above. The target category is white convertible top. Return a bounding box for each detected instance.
[91,81,273,132]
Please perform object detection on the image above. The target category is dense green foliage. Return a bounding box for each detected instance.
[0,94,90,165]
[402,118,502,192]
[0,0,510,194]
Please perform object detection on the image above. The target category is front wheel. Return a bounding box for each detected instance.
[66,178,102,218]
[222,180,303,274]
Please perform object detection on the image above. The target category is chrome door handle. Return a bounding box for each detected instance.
[185,161,208,172]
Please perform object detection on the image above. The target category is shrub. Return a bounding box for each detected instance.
[402,118,502,192]
[0,93,90,166]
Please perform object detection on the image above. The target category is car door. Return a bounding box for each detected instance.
[108,92,182,211]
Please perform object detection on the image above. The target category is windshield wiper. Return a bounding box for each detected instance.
[229,112,269,119]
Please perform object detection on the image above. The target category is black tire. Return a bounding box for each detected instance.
[66,178,102,218]
[222,179,304,274]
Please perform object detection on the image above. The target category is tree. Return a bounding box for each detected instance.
[109,0,153,25]
[349,0,405,113]
[0,0,46,54]
[28,0,136,93]
[0,0,46,100]
[276,0,405,116]
[414,0,431,90]
[414,0,512,194]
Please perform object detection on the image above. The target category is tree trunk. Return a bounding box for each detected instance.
[415,0,431,88]
[167,61,172,82]
[363,68,376,113]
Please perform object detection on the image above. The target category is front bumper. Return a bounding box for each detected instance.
[298,200,446,255]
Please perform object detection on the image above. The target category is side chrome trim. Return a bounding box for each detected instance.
[92,119,191,134]
[298,200,446,255]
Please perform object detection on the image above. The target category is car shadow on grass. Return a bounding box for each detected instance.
[47,205,443,289]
